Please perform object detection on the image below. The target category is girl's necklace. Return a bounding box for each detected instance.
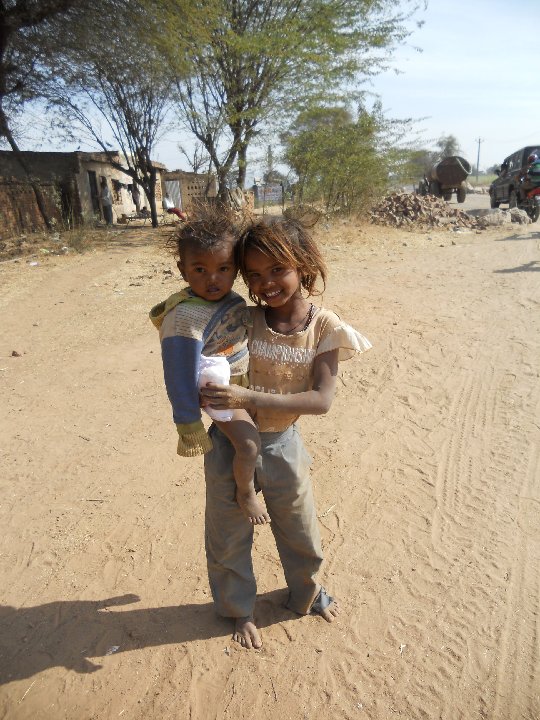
[266,303,315,335]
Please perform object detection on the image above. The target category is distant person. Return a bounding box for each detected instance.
[131,185,141,213]
[519,150,540,201]
[100,179,113,226]
[418,176,429,196]
[162,196,187,221]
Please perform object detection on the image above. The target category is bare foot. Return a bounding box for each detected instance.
[310,588,339,623]
[318,598,339,623]
[233,617,262,649]
[236,488,270,524]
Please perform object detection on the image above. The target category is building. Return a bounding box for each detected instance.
[0,150,165,237]
[162,170,217,215]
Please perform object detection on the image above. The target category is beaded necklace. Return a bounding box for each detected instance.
[266,303,315,335]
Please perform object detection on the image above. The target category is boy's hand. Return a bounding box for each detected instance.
[200,382,253,410]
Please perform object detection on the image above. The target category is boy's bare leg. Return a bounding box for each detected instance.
[233,617,262,649]
[215,411,269,524]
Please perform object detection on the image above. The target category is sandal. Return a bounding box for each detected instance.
[309,587,334,616]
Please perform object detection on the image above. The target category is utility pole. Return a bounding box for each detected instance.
[475,137,483,182]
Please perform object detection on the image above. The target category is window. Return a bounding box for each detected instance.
[112,179,122,203]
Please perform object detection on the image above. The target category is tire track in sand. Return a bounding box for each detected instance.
[432,329,540,718]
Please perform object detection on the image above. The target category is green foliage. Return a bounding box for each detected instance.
[1,0,426,220]
[400,148,437,181]
[283,102,415,214]
[165,0,424,196]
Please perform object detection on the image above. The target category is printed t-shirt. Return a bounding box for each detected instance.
[247,305,371,432]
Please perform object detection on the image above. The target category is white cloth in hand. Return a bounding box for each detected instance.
[198,354,233,422]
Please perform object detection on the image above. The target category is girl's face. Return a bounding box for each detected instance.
[244,247,302,307]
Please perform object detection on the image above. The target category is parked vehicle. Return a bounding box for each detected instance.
[489,145,540,222]
[419,156,471,203]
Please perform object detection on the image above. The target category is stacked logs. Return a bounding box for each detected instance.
[370,192,481,230]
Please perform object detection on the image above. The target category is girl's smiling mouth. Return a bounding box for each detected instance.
[263,289,281,300]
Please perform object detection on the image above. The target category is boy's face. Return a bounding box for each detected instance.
[178,241,237,302]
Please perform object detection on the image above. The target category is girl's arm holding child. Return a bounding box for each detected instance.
[201,348,339,415]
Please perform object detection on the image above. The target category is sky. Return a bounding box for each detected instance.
[18,0,540,178]
[368,0,540,171]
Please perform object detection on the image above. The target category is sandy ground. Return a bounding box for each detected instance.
[1,196,540,720]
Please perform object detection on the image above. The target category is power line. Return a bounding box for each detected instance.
[475,137,483,181]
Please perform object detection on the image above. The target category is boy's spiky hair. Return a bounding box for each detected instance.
[235,215,327,304]
[167,202,248,261]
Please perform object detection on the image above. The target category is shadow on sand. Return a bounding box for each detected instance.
[494,230,540,242]
[0,590,296,685]
[494,260,540,273]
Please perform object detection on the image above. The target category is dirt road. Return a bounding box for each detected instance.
[1,216,539,719]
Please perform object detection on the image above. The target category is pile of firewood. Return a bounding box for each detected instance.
[370,192,481,229]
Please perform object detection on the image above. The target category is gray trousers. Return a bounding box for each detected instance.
[204,423,323,618]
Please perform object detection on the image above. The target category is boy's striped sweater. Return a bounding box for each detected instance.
[149,288,249,456]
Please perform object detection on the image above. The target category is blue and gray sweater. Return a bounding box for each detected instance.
[149,288,249,456]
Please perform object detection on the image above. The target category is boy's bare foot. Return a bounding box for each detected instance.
[236,489,271,524]
[233,617,262,649]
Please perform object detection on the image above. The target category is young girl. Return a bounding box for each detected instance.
[149,210,270,524]
[200,216,371,649]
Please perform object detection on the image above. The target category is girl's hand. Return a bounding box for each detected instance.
[200,383,253,410]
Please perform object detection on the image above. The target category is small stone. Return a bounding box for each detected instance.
[11,350,21,357]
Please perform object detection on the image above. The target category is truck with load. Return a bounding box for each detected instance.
[419,155,472,203]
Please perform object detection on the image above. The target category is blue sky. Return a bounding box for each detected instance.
[369,0,540,170]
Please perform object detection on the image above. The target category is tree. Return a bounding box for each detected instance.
[400,135,465,186]
[165,0,424,200]
[435,134,461,159]
[400,148,437,183]
[177,141,212,174]
[45,1,185,227]
[0,0,83,227]
[283,101,412,214]
[262,144,286,184]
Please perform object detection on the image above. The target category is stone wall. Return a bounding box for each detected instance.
[0,179,62,239]
[163,171,217,213]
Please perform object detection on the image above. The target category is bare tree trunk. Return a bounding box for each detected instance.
[141,166,159,228]
[236,144,247,189]
[217,167,230,204]
[0,106,53,229]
